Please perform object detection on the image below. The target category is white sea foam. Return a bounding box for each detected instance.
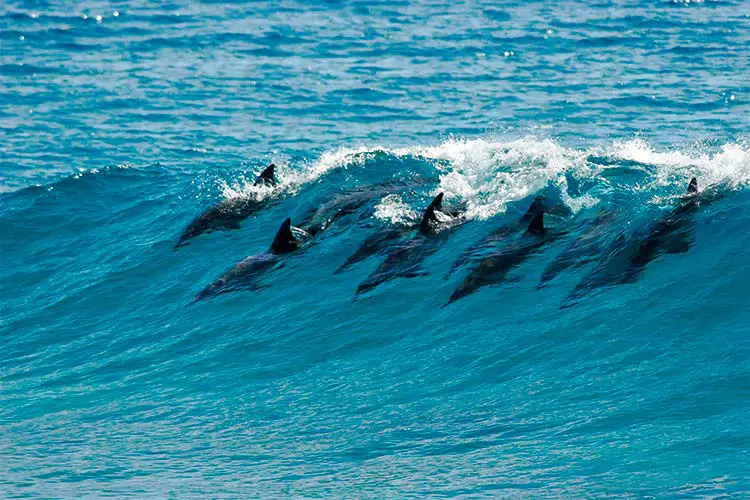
[373,194,418,225]
[218,136,750,219]
[218,175,275,201]
[610,138,750,189]
[219,146,376,201]
[403,136,590,219]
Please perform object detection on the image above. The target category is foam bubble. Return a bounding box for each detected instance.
[284,146,374,188]
[611,138,750,189]
[215,136,750,220]
[404,136,588,219]
[218,174,275,201]
[373,194,418,225]
[220,147,377,201]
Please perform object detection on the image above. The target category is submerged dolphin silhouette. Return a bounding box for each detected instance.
[335,197,466,274]
[193,217,306,302]
[537,210,617,288]
[564,177,702,305]
[447,197,544,276]
[297,180,424,237]
[355,193,463,296]
[446,200,560,305]
[335,226,411,274]
[176,164,278,248]
[624,176,701,280]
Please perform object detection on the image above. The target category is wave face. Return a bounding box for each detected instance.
[2,0,750,497]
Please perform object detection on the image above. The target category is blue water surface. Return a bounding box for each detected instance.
[2,0,750,497]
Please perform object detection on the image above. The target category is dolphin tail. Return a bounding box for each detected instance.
[174,237,189,250]
[254,163,277,187]
[355,281,374,298]
[687,177,698,194]
[192,282,221,304]
[355,273,388,297]
[334,260,354,274]
[269,218,300,254]
[444,286,467,307]
[174,222,201,250]
[419,192,444,235]
[444,261,462,279]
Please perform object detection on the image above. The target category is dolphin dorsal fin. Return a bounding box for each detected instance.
[526,210,545,236]
[687,177,698,194]
[255,163,276,187]
[270,218,299,254]
[420,192,444,235]
[523,196,543,221]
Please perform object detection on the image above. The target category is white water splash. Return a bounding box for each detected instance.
[373,194,418,225]
[610,138,750,189]
[282,146,375,189]
[218,175,275,201]
[217,135,750,220]
[219,146,377,201]
[405,136,590,219]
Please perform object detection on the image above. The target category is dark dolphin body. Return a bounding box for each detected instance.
[447,197,544,276]
[447,203,560,305]
[297,180,421,237]
[176,164,278,248]
[563,232,635,306]
[335,226,411,274]
[564,177,706,305]
[355,193,463,296]
[537,210,617,288]
[335,200,466,274]
[623,177,701,280]
[193,217,305,302]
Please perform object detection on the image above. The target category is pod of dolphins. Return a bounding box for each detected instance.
[179,163,712,307]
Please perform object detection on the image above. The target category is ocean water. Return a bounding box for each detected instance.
[2,0,750,497]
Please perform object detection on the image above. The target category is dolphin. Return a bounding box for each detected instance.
[176,163,278,248]
[355,193,463,296]
[446,201,560,305]
[296,180,422,237]
[564,177,703,305]
[537,210,617,288]
[335,199,466,274]
[334,226,411,274]
[193,217,306,302]
[447,196,544,276]
[623,177,701,281]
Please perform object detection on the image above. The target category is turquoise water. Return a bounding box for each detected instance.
[2,0,750,497]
